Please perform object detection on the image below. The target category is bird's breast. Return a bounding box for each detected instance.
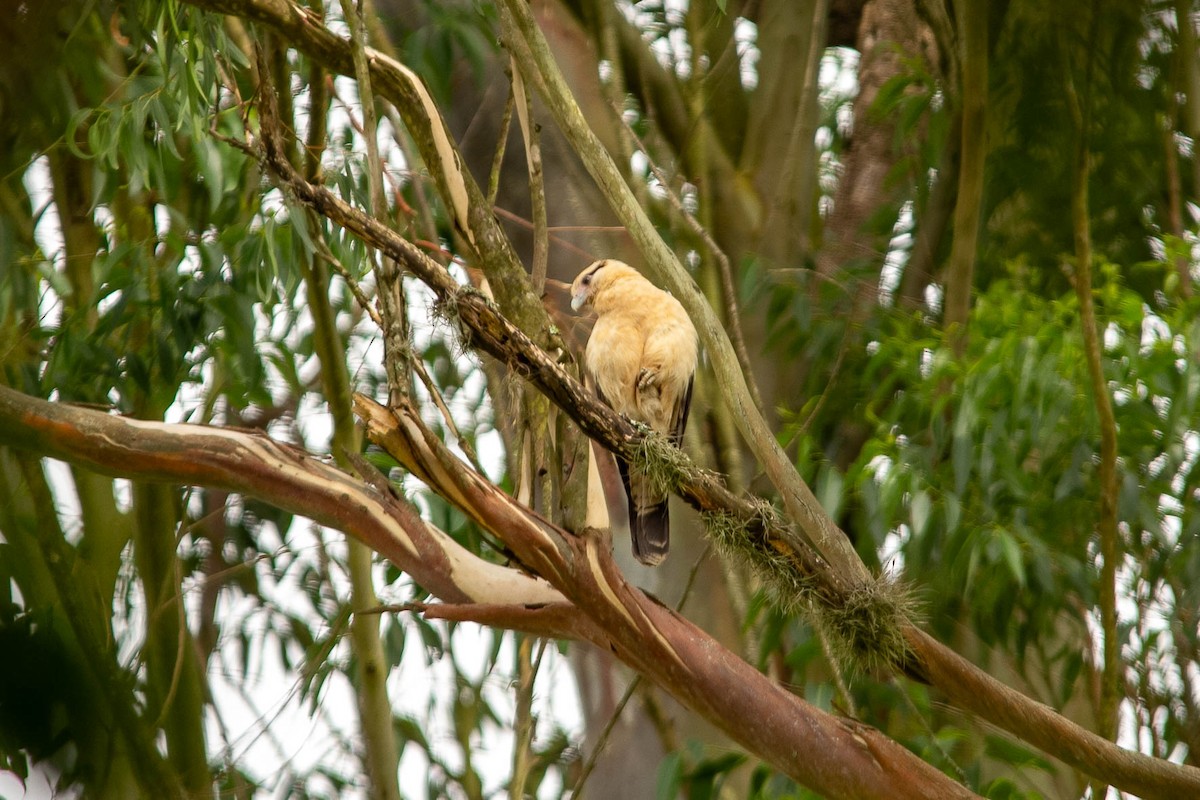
[585,316,642,413]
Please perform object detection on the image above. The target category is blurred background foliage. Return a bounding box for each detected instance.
[0,0,1198,798]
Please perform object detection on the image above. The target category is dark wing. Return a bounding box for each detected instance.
[670,376,694,446]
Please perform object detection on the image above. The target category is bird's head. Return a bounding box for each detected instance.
[570,259,640,311]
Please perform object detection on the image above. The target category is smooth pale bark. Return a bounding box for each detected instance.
[0,385,576,631]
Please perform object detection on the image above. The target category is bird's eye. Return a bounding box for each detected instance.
[582,275,592,285]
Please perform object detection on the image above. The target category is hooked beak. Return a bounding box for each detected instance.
[570,290,587,311]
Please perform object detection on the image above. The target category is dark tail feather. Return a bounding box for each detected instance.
[631,502,670,566]
[615,454,670,566]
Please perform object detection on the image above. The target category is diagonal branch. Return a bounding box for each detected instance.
[496,0,873,602]
[0,385,580,640]
[251,107,843,605]
[0,387,980,797]
[183,0,555,344]
[355,388,980,800]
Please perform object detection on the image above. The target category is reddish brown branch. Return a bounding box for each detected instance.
[0,386,577,640]
[0,382,980,797]
[902,627,1199,798]
[358,389,978,799]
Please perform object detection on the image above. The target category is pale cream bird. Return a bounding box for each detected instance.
[570,259,697,565]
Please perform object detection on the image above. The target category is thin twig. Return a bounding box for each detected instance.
[491,207,601,261]
[798,331,852,437]
[314,237,383,326]
[330,6,411,407]
[488,82,516,206]
[328,84,416,219]
[411,352,484,473]
[509,633,538,799]
[1063,5,1122,782]
[572,674,640,799]
[513,59,549,294]
[150,550,190,730]
[381,103,447,263]
[322,8,403,797]
[814,624,857,718]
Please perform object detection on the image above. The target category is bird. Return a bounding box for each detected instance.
[569,259,697,565]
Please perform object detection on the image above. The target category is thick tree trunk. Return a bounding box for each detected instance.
[816,0,933,292]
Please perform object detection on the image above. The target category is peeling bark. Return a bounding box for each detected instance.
[0,385,980,799]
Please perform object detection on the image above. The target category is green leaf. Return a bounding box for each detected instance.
[655,751,684,800]
[996,529,1026,588]
[910,490,932,538]
[65,108,96,159]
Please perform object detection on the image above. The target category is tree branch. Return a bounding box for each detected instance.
[0,386,574,636]
[0,385,981,798]
[251,116,842,602]
[1062,5,1123,760]
[357,388,980,799]
[169,3,1200,795]
[182,0,556,345]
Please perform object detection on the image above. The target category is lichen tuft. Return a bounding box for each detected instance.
[700,507,918,675]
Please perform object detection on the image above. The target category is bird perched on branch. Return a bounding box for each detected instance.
[570,259,697,565]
